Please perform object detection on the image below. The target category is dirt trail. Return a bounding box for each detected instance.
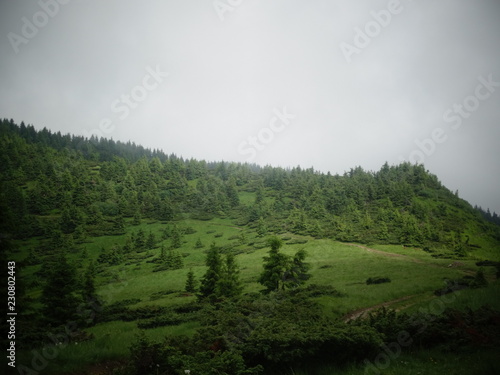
[341,243,484,322]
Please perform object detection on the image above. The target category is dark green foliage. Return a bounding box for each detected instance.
[185,269,198,293]
[133,229,146,251]
[198,243,242,301]
[111,214,126,235]
[194,237,204,248]
[97,245,123,265]
[259,237,311,293]
[170,224,183,249]
[132,209,141,225]
[471,268,488,288]
[4,116,498,252]
[366,276,391,285]
[434,278,471,296]
[2,119,500,374]
[258,237,289,292]
[41,253,82,326]
[283,248,311,289]
[154,246,183,271]
[256,217,267,237]
[79,261,103,326]
[128,332,263,375]
[217,253,243,299]
[146,231,156,249]
[128,332,179,375]
[198,243,222,300]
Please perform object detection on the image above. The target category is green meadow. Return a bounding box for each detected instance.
[12,216,499,374]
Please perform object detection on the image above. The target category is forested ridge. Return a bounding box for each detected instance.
[1,118,499,254]
[1,118,500,375]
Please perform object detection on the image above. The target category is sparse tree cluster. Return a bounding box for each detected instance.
[258,237,310,293]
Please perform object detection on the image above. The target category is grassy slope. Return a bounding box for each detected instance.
[13,212,499,374]
[10,177,500,374]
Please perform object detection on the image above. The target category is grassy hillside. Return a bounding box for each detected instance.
[1,119,499,374]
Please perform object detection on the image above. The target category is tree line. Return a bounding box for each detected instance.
[1,118,499,255]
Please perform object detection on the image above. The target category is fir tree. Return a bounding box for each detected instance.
[132,209,141,225]
[283,248,311,289]
[217,253,243,299]
[159,244,167,262]
[198,243,222,301]
[258,237,310,292]
[185,269,198,293]
[226,177,240,207]
[41,253,81,325]
[258,237,289,293]
[134,229,146,251]
[170,225,182,249]
[74,224,87,243]
[146,231,156,249]
[195,237,204,249]
[256,217,267,237]
[112,215,126,235]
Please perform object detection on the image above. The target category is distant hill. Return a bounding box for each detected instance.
[1,118,499,260]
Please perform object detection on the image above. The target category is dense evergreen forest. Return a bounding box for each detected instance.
[1,118,500,375]
[1,118,499,250]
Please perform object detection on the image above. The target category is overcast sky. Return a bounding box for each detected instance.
[1,0,499,213]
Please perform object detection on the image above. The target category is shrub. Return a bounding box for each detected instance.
[366,277,391,285]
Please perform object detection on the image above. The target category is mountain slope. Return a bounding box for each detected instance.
[1,118,499,260]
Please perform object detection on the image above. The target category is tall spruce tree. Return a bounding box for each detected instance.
[41,253,81,326]
[283,248,311,289]
[185,269,198,294]
[198,243,222,301]
[217,253,243,299]
[258,237,289,293]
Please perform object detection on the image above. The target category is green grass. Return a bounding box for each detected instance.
[12,217,500,374]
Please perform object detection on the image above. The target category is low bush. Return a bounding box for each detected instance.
[366,277,391,285]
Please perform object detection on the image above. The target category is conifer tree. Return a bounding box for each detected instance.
[170,225,182,249]
[258,237,289,293]
[134,229,146,251]
[198,243,222,301]
[185,269,198,293]
[283,248,310,289]
[170,250,184,269]
[195,237,204,249]
[258,237,310,293]
[226,177,240,207]
[112,214,126,235]
[217,253,243,299]
[146,231,156,249]
[159,244,167,262]
[41,253,81,325]
[82,261,101,309]
[256,217,267,237]
[132,209,141,225]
